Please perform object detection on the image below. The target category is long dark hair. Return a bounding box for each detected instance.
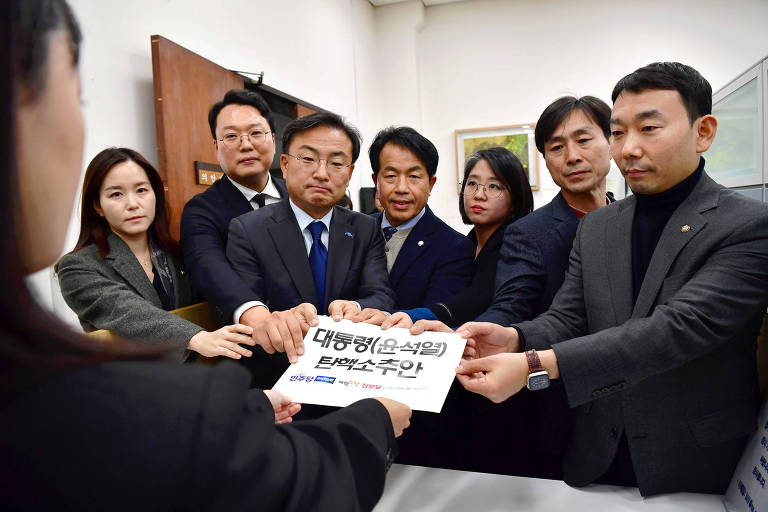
[2,0,165,393]
[458,147,534,225]
[66,147,180,261]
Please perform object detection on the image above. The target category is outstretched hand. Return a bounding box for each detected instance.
[455,322,519,360]
[455,353,528,403]
[263,389,302,424]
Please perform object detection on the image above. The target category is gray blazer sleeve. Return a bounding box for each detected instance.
[518,211,768,408]
[57,248,202,357]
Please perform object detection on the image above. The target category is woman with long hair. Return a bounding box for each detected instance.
[1,1,410,508]
[384,147,534,328]
[57,147,254,361]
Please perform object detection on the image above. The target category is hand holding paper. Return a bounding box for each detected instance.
[273,316,466,412]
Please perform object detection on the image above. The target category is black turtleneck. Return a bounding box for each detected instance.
[631,157,704,302]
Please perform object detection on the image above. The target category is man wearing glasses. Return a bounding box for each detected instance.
[226,112,396,389]
[181,89,288,338]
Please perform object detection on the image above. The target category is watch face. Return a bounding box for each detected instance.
[527,371,550,391]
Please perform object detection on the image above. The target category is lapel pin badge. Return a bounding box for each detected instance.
[418,240,424,247]
[345,231,353,238]
[681,225,691,233]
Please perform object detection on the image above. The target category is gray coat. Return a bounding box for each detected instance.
[57,233,201,360]
[517,172,768,495]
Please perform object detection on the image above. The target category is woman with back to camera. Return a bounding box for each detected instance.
[1,1,410,509]
[381,147,534,329]
[57,147,254,362]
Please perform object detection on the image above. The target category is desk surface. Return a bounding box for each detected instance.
[375,465,725,511]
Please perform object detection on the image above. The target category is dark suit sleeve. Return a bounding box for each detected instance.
[226,216,268,305]
[197,364,396,511]
[355,227,396,311]
[181,198,258,323]
[57,252,201,354]
[420,235,474,307]
[521,213,768,408]
[476,222,550,325]
[428,252,496,327]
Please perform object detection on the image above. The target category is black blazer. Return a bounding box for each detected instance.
[477,192,579,325]
[374,207,474,310]
[180,175,288,323]
[226,201,396,387]
[0,361,395,510]
[427,223,507,327]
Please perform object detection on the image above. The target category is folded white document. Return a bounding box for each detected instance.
[273,316,466,412]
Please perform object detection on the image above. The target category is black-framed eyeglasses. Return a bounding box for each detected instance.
[285,153,352,173]
[461,180,506,198]
[217,130,272,147]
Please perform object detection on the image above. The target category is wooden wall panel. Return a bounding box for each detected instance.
[151,35,243,239]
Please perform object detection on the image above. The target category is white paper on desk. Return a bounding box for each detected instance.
[272,316,466,413]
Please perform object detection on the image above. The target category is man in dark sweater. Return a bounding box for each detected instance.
[443,62,768,496]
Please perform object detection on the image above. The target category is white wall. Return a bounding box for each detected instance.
[413,0,768,227]
[37,0,768,324]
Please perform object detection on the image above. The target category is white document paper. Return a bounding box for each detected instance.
[272,316,466,413]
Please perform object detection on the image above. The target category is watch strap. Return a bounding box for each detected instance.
[526,349,544,374]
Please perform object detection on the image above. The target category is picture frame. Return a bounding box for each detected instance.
[454,123,540,193]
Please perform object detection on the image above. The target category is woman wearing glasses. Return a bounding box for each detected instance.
[384,147,533,328]
[57,147,255,361]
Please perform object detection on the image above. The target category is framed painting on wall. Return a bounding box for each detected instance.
[454,123,540,193]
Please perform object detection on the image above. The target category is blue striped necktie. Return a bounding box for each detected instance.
[308,221,327,307]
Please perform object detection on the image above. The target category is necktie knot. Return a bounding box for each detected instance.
[310,221,325,242]
[383,226,398,242]
[252,193,266,209]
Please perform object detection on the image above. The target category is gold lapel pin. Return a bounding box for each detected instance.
[681,225,691,233]
[418,240,424,247]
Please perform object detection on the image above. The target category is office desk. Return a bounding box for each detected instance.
[375,464,724,511]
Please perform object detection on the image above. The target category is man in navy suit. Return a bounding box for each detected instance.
[465,96,613,479]
[181,90,288,326]
[477,96,613,326]
[368,126,474,312]
[226,113,396,388]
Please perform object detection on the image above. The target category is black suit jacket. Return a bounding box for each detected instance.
[180,175,288,323]
[374,207,474,310]
[477,192,579,325]
[427,224,506,328]
[227,201,396,387]
[0,361,395,510]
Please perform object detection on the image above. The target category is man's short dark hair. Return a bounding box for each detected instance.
[208,89,275,138]
[369,126,439,178]
[611,62,712,124]
[535,96,611,156]
[282,112,362,163]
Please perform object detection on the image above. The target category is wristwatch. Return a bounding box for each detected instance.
[526,350,550,391]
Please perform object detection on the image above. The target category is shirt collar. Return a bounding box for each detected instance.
[289,199,333,233]
[227,173,281,202]
[382,207,426,231]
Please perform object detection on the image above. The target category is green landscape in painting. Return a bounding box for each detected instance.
[464,133,529,178]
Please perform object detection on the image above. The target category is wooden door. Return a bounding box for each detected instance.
[151,35,244,238]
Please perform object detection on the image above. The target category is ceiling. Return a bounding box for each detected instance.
[369,0,467,6]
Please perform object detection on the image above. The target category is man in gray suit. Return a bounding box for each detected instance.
[436,62,768,495]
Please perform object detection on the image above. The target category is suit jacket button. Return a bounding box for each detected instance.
[610,426,618,439]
